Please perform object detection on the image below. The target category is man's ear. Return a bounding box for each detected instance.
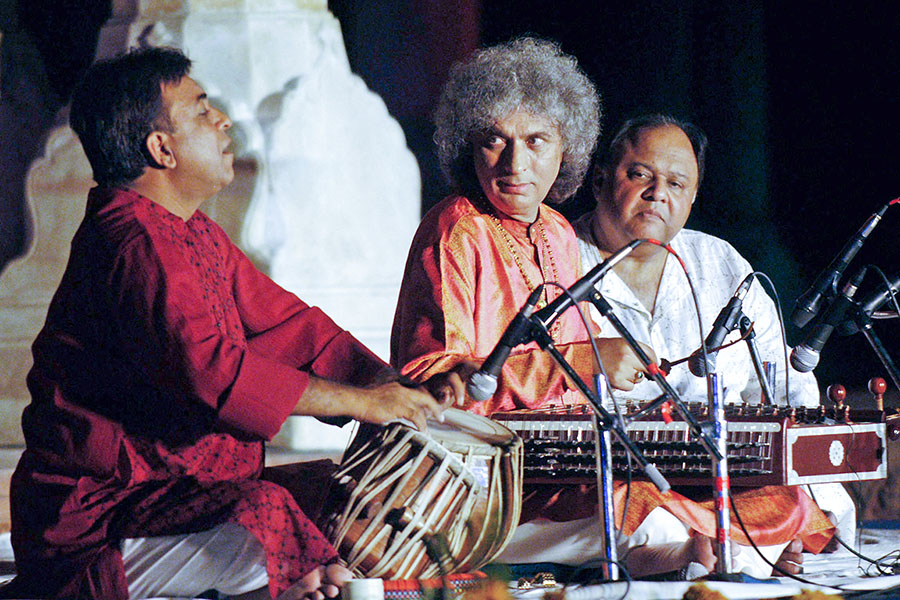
[144,131,175,170]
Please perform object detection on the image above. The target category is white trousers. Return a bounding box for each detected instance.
[122,522,268,599]
[498,508,787,579]
[498,482,855,579]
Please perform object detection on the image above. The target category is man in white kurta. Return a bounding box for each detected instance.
[575,218,854,568]
[575,223,819,408]
[582,115,853,576]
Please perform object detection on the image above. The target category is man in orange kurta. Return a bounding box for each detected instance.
[391,194,596,416]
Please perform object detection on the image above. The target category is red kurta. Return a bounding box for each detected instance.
[3,187,388,599]
[390,195,594,415]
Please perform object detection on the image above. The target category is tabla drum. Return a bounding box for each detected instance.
[323,408,523,579]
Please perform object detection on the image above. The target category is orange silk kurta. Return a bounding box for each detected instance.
[523,481,834,553]
[391,195,594,415]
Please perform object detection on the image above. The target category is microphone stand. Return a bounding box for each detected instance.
[591,290,739,577]
[579,289,732,577]
[708,373,733,576]
[523,316,672,582]
[844,303,900,393]
[585,290,723,462]
[739,315,776,405]
[592,376,619,581]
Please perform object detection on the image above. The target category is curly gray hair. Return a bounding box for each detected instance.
[433,37,601,202]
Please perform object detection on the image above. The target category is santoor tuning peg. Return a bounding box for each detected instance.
[869,377,887,411]
[827,383,846,410]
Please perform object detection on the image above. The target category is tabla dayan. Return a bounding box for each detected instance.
[324,408,522,579]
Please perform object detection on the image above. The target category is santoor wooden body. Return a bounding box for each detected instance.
[492,404,891,486]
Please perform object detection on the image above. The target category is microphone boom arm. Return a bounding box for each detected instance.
[843,301,900,394]
[526,317,673,493]
[586,290,724,462]
[739,315,776,405]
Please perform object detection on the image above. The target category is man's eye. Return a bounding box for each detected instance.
[670,180,684,189]
[628,170,648,180]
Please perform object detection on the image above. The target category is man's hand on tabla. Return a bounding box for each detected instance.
[356,381,444,432]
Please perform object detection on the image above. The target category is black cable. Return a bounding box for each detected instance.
[729,492,888,594]
[805,485,891,571]
[745,271,789,403]
[862,548,900,578]
[566,559,633,600]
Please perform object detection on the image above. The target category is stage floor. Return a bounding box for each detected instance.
[510,522,900,599]
[1,523,899,599]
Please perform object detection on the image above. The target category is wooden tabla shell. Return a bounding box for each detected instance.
[324,408,523,579]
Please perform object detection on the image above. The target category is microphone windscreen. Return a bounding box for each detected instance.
[687,352,716,377]
[466,371,497,402]
[789,345,819,373]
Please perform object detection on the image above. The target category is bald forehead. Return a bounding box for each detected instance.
[621,125,699,180]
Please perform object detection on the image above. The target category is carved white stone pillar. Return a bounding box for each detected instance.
[0,131,94,445]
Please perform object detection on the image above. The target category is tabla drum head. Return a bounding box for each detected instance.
[427,408,517,452]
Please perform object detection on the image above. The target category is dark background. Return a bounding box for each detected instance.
[4,1,900,401]
[330,1,900,402]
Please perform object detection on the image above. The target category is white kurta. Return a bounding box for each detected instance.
[573,219,820,408]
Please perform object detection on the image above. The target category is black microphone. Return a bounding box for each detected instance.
[791,266,867,373]
[688,274,754,377]
[837,272,900,336]
[791,204,888,328]
[467,286,543,401]
[532,239,642,329]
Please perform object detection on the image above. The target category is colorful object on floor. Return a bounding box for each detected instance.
[682,582,728,599]
[381,571,490,599]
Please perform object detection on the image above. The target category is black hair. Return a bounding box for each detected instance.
[70,46,192,186]
[601,114,708,187]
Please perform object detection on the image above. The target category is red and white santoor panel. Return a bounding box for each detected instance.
[492,398,894,487]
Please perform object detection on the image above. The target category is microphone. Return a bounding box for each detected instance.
[791,204,888,328]
[791,266,867,373]
[467,286,543,401]
[837,272,900,336]
[532,239,642,329]
[688,274,754,377]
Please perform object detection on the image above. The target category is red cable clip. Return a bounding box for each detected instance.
[660,400,674,424]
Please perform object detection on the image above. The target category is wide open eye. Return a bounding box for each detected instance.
[481,134,505,150]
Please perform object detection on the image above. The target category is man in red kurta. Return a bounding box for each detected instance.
[1,48,459,600]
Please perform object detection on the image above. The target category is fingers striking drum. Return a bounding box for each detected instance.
[323,409,523,579]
